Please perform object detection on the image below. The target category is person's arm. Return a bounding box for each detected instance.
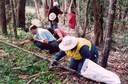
[59,10,63,14]
[33,38,49,44]
[20,40,31,45]
[47,10,50,17]
[56,31,63,43]
[79,45,91,62]
[51,50,66,66]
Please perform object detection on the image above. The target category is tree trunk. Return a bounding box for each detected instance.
[43,0,49,18]
[50,0,53,9]
[5,0,12,24]
[81,0,90,37]
[93,0,103,46]
[101,0,117,68]
[71,0,76,12]
[33,0,40,19]
[0,0,7,35]
[10,0,17,38]
[123,6,128,19]
[17,0,26,30]
[75,0,81,37]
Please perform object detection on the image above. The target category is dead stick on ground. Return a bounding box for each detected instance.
[26,76,37,84]
[0,40,78,74]
[0,40,51,62]
[23,71,71,79]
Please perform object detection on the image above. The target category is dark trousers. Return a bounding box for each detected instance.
[35,41,59,53]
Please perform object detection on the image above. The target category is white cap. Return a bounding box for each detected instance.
[53,2,59,7]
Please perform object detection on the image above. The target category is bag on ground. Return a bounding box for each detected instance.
[81,59,121,84]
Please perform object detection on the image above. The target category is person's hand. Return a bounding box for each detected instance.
[33,38,38,42]
[20,42,24,45]
[50,60,58,66]
[64,11,67,15]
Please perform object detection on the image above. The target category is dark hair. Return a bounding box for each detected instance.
[71,45,77,52]
[71,11,76,14]
[29,25,37,30]
[47,28,54,34]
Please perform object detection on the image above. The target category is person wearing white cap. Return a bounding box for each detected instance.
[51,36,99,73]
[47,2,63,29]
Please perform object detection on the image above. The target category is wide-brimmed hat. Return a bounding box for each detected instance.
[49,12,56,21]
[59,36,78,51]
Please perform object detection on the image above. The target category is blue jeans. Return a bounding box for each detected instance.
[49,21,59,29]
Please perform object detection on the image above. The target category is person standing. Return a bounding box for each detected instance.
[47,2,63,29]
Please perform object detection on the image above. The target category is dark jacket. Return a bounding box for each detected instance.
[48,6,63,22]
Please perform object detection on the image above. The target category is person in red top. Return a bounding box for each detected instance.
[47,2,63,29]
[47,28,68,44]
[68,12,76,29]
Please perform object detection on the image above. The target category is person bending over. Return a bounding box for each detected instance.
[47,28,68,44]
[20,25,59,54]
[51,36,99,74]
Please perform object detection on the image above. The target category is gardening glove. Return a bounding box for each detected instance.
[50,60,58,66]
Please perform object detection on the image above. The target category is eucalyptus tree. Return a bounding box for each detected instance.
[17,0,26,30]
[101,0,117,68]
[0,0,7,34]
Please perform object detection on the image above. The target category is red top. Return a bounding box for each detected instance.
[68,12,76,29]
[54,29,68,37]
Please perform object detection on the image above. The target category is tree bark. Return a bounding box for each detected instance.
[93,0,103,46]
[17,0,26,30]
[0,0,7,35]
[101,0,117,68]
[10,0,17,38]
[33,0,40,19]
[81,0,90,37]
[43,0,49,18]
[75,0,81,37]
[50,0,53,9]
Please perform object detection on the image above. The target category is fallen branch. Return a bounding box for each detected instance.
[0,40,78,74]
[26,76,37,84]
[20,71,71,79]
[0,40,52,62]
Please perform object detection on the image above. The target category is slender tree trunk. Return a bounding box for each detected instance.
[75,0,81,37]
[5,0,12,24]
[93,0,103,46]
[17,0,26,30]
[123,6,128,19]
[10,0,17,38]
[101,0,117,68]
[71,0,76,12]
[118,5,121,21]
[50,0,53,9]
[33,0,40,19]
[81,0,90,37]
[43,0,49,18]
[0,0,7,34]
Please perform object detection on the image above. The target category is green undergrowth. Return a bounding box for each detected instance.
[0,26,63,83]
[0,42,62,84]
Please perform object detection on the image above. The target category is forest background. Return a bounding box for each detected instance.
[0,0,128,83]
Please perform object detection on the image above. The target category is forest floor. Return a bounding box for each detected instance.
[26,6,128,83]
